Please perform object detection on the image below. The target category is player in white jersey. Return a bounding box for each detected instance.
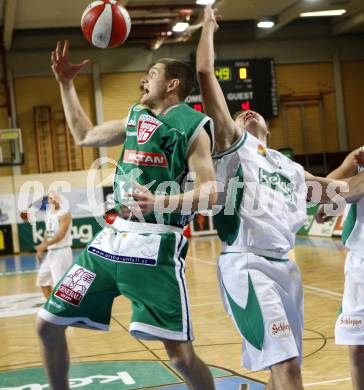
[197,6,364,390]
[35,191,73,299]
[316,148,364,390]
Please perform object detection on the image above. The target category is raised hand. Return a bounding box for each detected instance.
[353,148,364,168]
[203,5,222,32]
[51,40,90,85]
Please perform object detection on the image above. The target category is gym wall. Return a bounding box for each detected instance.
[341,60,364,150]
[1,34,363,177]
[101,71,144,162]
[269,62,339,153]
[14,75,98,175]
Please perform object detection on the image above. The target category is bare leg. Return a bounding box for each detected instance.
[349,345,364,390]
[270,357,303,390]
[265,375,274,390]
[163,340,215,390]
[41,286,53,299]
[37,317,69,390]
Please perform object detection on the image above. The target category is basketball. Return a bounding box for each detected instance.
[20,210,29,222]
[81,0,131,49]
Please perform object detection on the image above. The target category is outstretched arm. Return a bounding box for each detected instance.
[52,41,126,147]
[305,170,364,204]
[196,6,240,151]
[342,170,364,203]
[327,148,364,180]
[305,171,348,204]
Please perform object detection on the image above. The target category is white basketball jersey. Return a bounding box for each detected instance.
[213,131,307,256]
[45,209,72,249]
[342,164,364,255]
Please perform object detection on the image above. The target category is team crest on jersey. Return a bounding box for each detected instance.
[54,265,96,307]
[257,144,267,157]
[137,114,163,144]
[124,150,167,167]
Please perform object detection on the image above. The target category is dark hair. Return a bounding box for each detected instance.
[152,58,195,100]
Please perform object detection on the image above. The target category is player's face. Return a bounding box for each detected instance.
[48,193,60,208]
[236,110,269,138]
[140,63,169,107]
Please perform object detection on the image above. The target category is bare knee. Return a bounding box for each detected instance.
[171,352,194,371]
[349,346,364,364]
[37,317,65,343]
[164,341,195,372]
[272,358,301,378]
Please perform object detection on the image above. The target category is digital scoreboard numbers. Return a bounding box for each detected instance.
[187,59,278,118]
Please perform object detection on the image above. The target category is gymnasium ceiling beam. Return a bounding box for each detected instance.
[332,10,364,34]
[3,0,18,50]
[256,0,333,38]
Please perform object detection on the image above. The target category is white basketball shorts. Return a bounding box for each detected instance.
[336,251,364,345]
[218,251,304,371]
[36,247,73,287]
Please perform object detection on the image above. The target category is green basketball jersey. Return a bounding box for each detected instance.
[114,103,213,227]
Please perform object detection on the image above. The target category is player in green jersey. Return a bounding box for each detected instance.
[37,40,217,390]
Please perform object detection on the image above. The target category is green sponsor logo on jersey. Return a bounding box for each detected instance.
[259,168,294,202]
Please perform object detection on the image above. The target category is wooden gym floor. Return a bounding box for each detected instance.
[0,235,352,389]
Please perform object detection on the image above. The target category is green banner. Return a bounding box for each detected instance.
[18,217,103,252]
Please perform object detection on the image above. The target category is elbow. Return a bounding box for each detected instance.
[197,66,213,77]
[75,126,94,146]
[208,189,218,209]
[196,58,213,76]
[75,138,85,146]
[349,183,364,201]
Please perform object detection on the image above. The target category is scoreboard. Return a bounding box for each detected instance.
[186,58,278,118]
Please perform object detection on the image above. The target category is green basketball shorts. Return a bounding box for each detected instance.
[38,218,193,341]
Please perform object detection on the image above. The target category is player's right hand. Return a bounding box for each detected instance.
[203,5,222,32]
[353,148,364,168]
[51,40,90,85]
[315,205,334,224]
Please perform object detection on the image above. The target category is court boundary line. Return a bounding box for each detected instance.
[189,255,343,301]
[304,376,351,386]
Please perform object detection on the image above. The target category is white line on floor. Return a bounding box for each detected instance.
[191,301,221,307]
[303,284,343,299]
[188,256,215,265]
[191,255,344,301]
[304,377,351,386]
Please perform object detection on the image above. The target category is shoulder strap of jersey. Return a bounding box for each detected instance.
[213,130,249,160]
[187,115,215,155]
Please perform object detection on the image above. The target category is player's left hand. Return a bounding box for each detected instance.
[35,242,48,262]
[203,5,222,32]
[315,205,334,224]
[129,181,160,215]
